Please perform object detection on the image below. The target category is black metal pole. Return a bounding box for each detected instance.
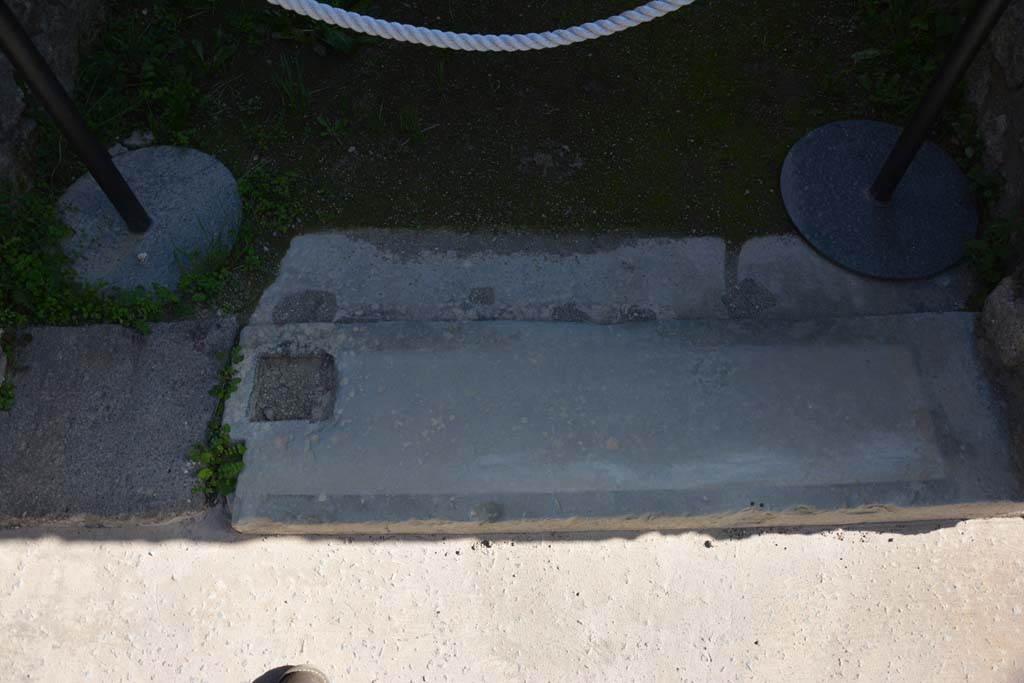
[870,0,1011,203]
[0,0,151,233]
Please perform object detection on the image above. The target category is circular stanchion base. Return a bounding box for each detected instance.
[781,120,978,280]
[60,146,241,292]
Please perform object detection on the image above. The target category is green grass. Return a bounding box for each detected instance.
[270,54,311,110]
[0,192,170,331]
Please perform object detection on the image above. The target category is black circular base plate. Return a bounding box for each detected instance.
[781,120,978,280]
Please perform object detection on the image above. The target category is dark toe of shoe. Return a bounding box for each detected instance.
[278,665,329,683]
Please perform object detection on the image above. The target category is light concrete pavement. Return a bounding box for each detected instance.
[1,510,1022,682]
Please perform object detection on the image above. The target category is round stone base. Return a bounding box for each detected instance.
[60,146,241,291]
[781,120,978,280]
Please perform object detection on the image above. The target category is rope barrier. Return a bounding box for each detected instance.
[266,0,695,51]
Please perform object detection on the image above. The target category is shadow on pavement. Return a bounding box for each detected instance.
[0,503,981,544]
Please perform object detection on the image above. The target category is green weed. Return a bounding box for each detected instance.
[75,1,209,145]
[0,192,168,331]
[0,382,13,411]
[316,114,349,141]
[855,0,968,117]
[191,346,246,498]
[176,238,234,306]
[271,54,311,110]
[968,214,1024,300]
[191,29,239,75]
[228,13,266,47]
[240,166,296,228]
[263,0,372,56]
[397,109,428,146]
[316,24,364,55]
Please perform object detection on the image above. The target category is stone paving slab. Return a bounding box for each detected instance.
[251,231,728,324]
[252,231,974,327]
[0,317,237,525]
[227,314,1023,534]
[731,235,975,318]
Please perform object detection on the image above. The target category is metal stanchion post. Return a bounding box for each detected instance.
[0,0,151,233]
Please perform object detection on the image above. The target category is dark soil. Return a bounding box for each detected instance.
[198,0,864,242]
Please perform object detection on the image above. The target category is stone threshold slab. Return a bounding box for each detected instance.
[226,315,1023,534]
[249,231,972,326]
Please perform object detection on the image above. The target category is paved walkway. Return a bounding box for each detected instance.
[2,511,1022,682]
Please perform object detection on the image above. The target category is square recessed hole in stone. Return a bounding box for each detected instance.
[251,353,337,422]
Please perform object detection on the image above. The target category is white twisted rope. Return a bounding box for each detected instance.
[267,0,695,51]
